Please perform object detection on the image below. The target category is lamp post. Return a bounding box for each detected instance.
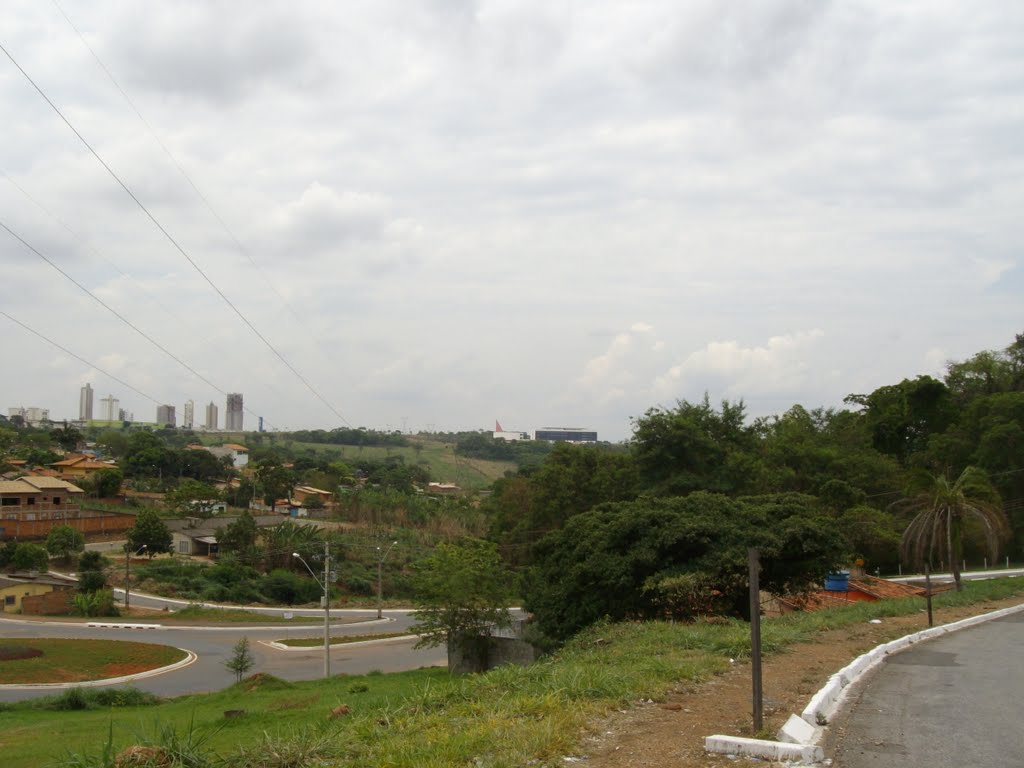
[123,543,146,610]
[376,540,399,620]
[293,541,331,678]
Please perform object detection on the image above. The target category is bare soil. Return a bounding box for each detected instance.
[577,596,1024,768]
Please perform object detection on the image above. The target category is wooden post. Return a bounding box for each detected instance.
[925,561,933,628]
[749,548,763,733]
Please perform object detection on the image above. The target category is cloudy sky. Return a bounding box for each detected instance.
[1,1,1021,441]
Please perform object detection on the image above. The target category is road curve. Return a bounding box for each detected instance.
[0,611,445,702]
[832,611,1024,767]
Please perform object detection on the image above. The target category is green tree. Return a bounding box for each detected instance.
[11,542,49,572]
[217,511,259,562]
[126,509,172,557]
[166,479,222,516]
[224,636,255,682]
[50,423,83,452]
[45,525,85,562]
[410,538,515,673]
[526,492,846,639]
[897,466,1009,590]
[631,395,756,495]
[256,462,296,508]
[77,550,108,592]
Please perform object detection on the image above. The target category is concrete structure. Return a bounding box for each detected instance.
[534,427,598,443]
[292,485,332,506]
[226,393,243,431]
[156,404,176,427]
[79,383,94,421]
[493,420,529,441]
[168,514,280,557]
[0,574,75,614]
[183,400,194,429]
[7,407,50,426]
[99,395,119,422]
[200,443,248,469]
[204,401,218,430]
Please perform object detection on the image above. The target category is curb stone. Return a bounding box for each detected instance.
[705,600,1024,764]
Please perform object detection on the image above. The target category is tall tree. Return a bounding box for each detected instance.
[897,466,1009,590]
[45,525,85,562]
[126,509,172,557]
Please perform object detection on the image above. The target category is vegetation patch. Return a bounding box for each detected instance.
[2,580,1018,768]
[275,631,408,647]
[0,645,44,662]
[0,639,185,685]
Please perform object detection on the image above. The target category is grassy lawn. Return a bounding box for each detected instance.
[3,578,1022,768]
[162,605,372,625]
[0,639,186,684]
[275,631,409,647]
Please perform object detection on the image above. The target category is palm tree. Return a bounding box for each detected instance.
[897,466,1009,590]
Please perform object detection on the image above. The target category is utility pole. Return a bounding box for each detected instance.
[748,548,763,733]
[376,540,399,620]
[123,544,146,610]
[323,540,331,679]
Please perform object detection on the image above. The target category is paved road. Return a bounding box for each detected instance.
[833,612,1024,767]
[0,611,445,702]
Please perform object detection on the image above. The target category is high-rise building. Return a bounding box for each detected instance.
[183,400,194,429]
[157,404,176,427]
[99,395,119,422]
[226,393,244,431]
[79,383,94,421]
[205,401,218,430]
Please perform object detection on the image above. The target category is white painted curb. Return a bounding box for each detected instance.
[87,622,163,629]
[0,648,197,690]
[706,600,1024,764]
[704,735,823,763]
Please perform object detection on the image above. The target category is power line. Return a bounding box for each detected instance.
[0,40,350,426]
[0,310,161,406]
[1,216,231,400]
[50,0,317,336]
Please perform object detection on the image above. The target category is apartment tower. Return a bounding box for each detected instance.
[226,393,243,431]
[79,383,94,421]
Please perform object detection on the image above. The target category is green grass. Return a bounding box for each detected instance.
[5,577,1022,768]
[163,605,369,625]
[0,639,186,685]
[275,631,409,647]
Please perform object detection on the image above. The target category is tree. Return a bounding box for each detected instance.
[126,509,172,557]
[409,538,515,672]
[77,551,108,592]
[256,462,296,508]
[526,493,847,639]
[896,466,1009,591]
[217,510,259,562]
[11,542,49,572]
[46,525,85,562]
[90,467,124,498]
[167,479,222,516]
[50,423,83,452]
[224,636,255,682]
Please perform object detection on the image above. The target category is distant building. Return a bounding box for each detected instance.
[493,420,529,441]
[225,393,243,431]
[205,402,218,430]
[7,407,50,427]
[156,404,176,427]
[79,384,94,421]
[99,395,119,422]
[118,408,133,423]
[183,400,194,429]
[534,427,598,443]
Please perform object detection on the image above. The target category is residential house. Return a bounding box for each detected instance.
[50,454,118,482]
[0,476,133,539]
[168,514,281,557]
[0,572,76,614]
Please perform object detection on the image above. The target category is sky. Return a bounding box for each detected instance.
[1,1,1021,441]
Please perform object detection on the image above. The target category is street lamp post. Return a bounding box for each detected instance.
[123,544,146,610]
[376,541,399,620]
[293,541,331,678]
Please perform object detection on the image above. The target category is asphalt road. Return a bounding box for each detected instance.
[0,609,446,702]
[833,612,1024,767]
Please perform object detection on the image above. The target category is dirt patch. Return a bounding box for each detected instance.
[578,597,1024,768]
[0,646,44,661]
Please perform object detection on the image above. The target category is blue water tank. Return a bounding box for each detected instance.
[825,571,850,591]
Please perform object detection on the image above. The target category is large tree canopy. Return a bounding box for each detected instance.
[525,492,846,639]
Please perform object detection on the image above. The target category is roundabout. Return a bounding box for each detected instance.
[0,637,195,687]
